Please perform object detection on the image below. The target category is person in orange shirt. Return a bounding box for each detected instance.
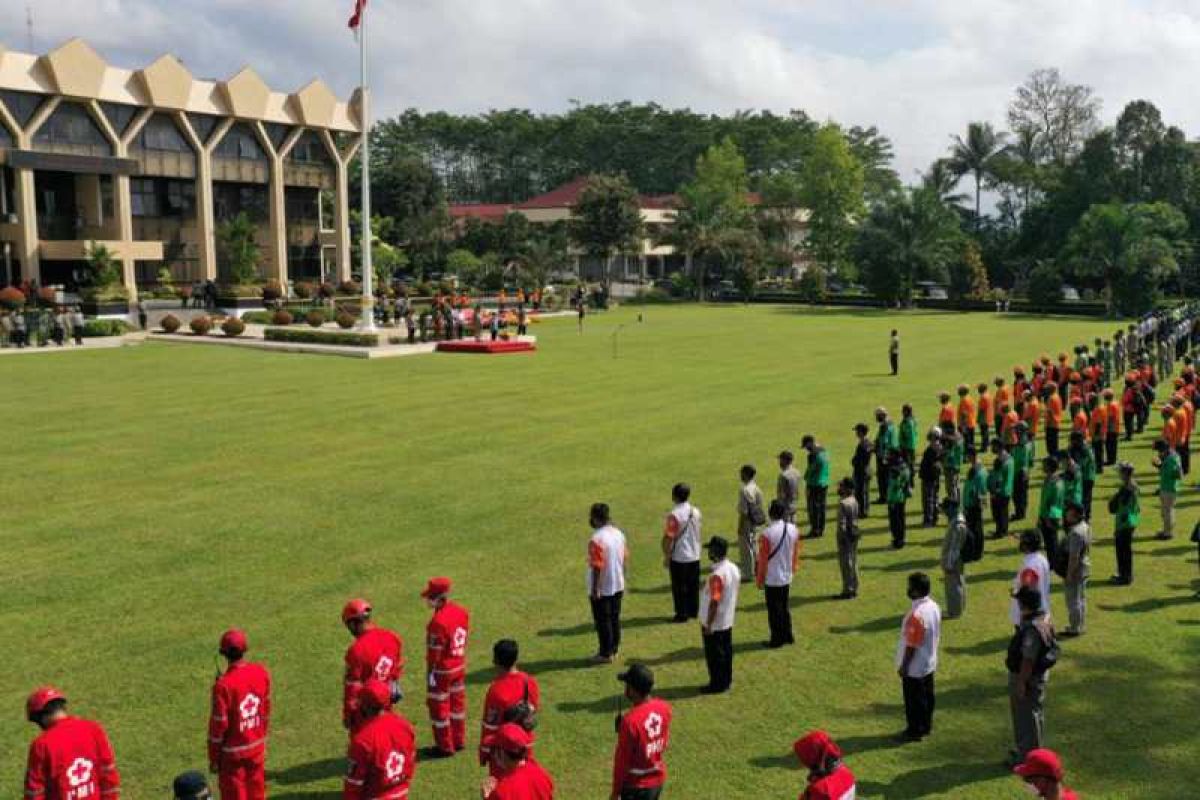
[1068,372,1084,404]
[978,383,995,451]
[1013,367,1029,402]
[994,377,1012,442]
[1056,354,1071,400]
[1030,364,1046,398]
[1089,395,1107,475]
[1103,387,1121,466]
[1171,395,1192,475]
[1023,390,1042,452]
[938,393,956,435]
[1000,403,1021,447]
[1069,399,1089,442]
[1161,405,1180,449]
[1044,383,1064,456]
[957,385,977,450]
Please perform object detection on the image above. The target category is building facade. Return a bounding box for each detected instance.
[0,39,361,300]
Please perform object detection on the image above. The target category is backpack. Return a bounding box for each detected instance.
[744,489,767,527]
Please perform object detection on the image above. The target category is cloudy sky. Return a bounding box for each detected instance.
[6,0,1200,183]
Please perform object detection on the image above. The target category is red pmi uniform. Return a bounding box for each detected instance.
[486,760,555,800]
[25,717,121,800]
[426,600,470,752]
[344,628,404,729]
[208,661,271,800]
[612,699,672,796]
[479,671,542,775]
[800,765,856,800]
[344,711,417,800]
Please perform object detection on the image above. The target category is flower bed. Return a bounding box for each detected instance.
[264,328,379,347]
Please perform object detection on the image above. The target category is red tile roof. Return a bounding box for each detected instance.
[447,203,512,223]
[513,176,593,209]
[450,179,765,221]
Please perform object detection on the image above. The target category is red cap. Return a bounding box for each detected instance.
[342,598,372,623]
[421,577,452,599]
[26,686,66,718]
[494,723,533,752]
[219,629,248,655]
[792,729,841,769]
[359,680,391,711]
[1013,748,1063,781]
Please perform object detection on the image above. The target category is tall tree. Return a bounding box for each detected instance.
[1007,68,1102,165]
[947,122,1008,227]
[799,124,865,279]
[921,159,970,208]
[846,125,901,204]
[854,187,963,305]
[570,174,644,295]
[1114,100,1166,199]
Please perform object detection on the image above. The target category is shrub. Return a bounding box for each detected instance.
[294,281,315,299]
[221,317,246,337]
[239,311,271,324]
[796,268,828,303]
[264,328,379,347]
[306,310,325,328]
[262,281,284,302]
[318,282,336,299]
[80,320,131,337]
[160,314,182,333]
[0,286,26,310]
[1027,261,1064,309]
[336,311,356,329]
[415,281,433,298]
[629,288,674,305]
[189,315,212,335]
[271,309,294,326]
[337,280,361,295]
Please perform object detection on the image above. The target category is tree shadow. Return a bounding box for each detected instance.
[466,655,609,686]
[557,684,703,715]
[536,615,663,637]
[857,760,1002,799]
[268,757,344,786]
[637,640,762,667]
[944,635,1010,657]
[829,615,897,635]
[1097,595,1197,614]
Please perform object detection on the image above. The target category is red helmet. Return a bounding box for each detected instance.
[342,598,372,623]
[26,687,66,719]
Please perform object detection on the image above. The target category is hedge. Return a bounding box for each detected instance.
[81,320,131,337]
[264,328,379,347]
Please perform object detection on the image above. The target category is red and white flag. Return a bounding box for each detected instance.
[348,0,367,31]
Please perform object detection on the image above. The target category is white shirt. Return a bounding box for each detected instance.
[1010,551,1052,624]
[758,520,798,587]
[895,596,941,677]
[700,558,741,632]
[665,502,702,563]
[587,525,627,597]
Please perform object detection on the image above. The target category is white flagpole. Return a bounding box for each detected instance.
[358,2,375,330]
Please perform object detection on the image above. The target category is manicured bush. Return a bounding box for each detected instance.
[221,317,246,337]
[190,315,212,335]
[318,282,336,299]
[306,310,325,328]
[262,281,284,302]
[80,320,131,337]
[239,311,271,324]
[0,286,26,310]
[272,309,294,326]
[294,281,315,299]
[264,328,379,347]
[337,280,361,295]
[160,314,182,333]
[628,288,675,305]
[336,311,356,329]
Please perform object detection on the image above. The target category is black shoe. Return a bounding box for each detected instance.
[419,747,454,761]
[699,684,728,695]
[670,616,688,624]
[896,730,923,743]
[763,640,784,649]
[1109,575,1131,586]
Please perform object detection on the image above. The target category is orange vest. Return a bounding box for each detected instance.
[958,397,976,429]
[1047,395,1064,427]
[979,394,994,424]
[1090,405,1107,439]
[1073,411,1089,440]
[939,404,956,426]
[1106,402,1122,435]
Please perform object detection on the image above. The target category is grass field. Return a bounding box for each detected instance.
[3,305,1198,799]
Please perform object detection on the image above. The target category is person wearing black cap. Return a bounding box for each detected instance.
[1108,462,1140,585]
[613,665,672,799]
[699,536,740,694]
[850,423,874,518]
[173,771,212,799]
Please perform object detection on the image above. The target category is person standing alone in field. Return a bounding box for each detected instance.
[802,436,830,538]
[736,464,766,582]
[757,499,799,648]
[889,329,900,375]
[208,629,271,800]
[588,503,628,664]
[662,483,702,623]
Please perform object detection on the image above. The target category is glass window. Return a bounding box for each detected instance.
[134,114,191,153]
[131,178,159,218]
[287,130,332,165]
[213,122,266,162]
[100,102,139,137]
[263,122,290,153]
[0,90,47,128]
[285,187,319,223]
[0,122,11,148]
[165,181,195,214]
[187,113,220,145]
[213,181,268,223]
[32,101,113,155]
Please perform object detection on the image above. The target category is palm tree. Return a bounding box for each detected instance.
[947,122,1008,227]
[921,159,970,208]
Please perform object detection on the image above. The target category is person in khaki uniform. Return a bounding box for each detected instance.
[1061,500,1091,637]
[939,496,969,619]
[834,478,860,599]
[776,450,801,524]
[736,464,766,583]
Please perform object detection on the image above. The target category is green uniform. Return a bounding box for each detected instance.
[805,447,830,488]
[1063,471,1083,506]
[964,465,988,509]
[1012,441,1031,475]
[1159,452,1182,494]
[1039,476,1064,521]
[877,421,899,455]
[944,439,964,474]
[1073,446,1097,483]
[899,417,919,452]
[988,454,1015,498]
[1110,483,1141,529]
[887,463,911,504]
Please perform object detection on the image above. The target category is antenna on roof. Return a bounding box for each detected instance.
[26,4,34,52]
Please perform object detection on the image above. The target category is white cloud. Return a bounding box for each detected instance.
[7,0,1200,186]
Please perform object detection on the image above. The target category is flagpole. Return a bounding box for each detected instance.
[358,1,375,330]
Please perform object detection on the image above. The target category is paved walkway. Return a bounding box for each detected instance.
[149,326,537,360]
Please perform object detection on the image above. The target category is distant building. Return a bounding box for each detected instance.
[0,38,361,299]
[449,176,811,282]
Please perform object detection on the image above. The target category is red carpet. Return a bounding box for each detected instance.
[436,339,536,354]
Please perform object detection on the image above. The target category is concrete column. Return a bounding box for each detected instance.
[333,157,351,281]
[267,156,287,285]
[13,167,38,284]
[113,173,138,302]
[195,149,217,281]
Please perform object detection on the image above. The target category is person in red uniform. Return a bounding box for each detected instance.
[793,729,856,800]
[344,681,416,800]
[479,639,541,776]
[208,629,271,800]
[480,724,555,800]
[422,576,470,758]
[611,664,671,800]
[343,598,404,732]
[24,686,121,800]
[1013,748,1080,799]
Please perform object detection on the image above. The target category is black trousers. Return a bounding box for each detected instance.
[890,352,899,375]
[853,471,871,517]
[876,456,889,502]
[980,423,991,451]
[1180,442,1191,476]
[889,501,907,548]
[1039,519,1060,564]
[1106,434,1119,465]
[1013,472,1030,520]
[620,788,663,800]
[764,585,794,645]
[921,478,939,526]
[702,628,734,690]
[902,674,936,736]
[1092,439,1106,475]
[1083,480,1094,520]
[1123,413,1135,442]
[669,560,700,620]
[1115,528,1134,582]
[590,592,623,657]
[1046,427,1060,457]
[966,504,985,560]
[806,486,828,536]
[990,495,1010,538]
[962,427,976,451]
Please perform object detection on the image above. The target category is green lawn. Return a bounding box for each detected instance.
[2,305,1197,799]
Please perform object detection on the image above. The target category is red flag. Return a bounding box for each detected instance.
[348,0,367,30]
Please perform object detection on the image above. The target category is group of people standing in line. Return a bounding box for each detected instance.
[0,305,87,348]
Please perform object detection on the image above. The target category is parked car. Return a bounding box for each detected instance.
[1061,285,1081,302]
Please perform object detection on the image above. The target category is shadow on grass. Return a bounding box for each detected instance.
[746,751,798,770]
[865,558,936,573]
[537,615,663,638]
[557,684,704,715]
[1151,545,1196,556]
[829,615,897,635]
[627,584,672,595]
[636,640,762,668]
[944,635,1010,657]
[1097,595,1197,614]
[268,757,344,786]
[466,655,604,686]
[857,760,1001,799]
